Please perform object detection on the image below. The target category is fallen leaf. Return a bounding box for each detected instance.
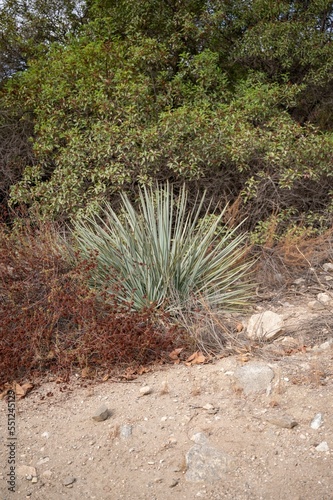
[15,382,33,398]
[137,366,149,375]
[238,353,251,363]
[185,351,206,365]
[236,322,243,332]
[169,348,183,360]
[81,367,93,378]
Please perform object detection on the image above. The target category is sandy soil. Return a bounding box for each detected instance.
[1,295,333,500]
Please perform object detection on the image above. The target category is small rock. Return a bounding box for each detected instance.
[92,405,109,422]
[191,432,209,445]
[17,466,37,478]
[202,403,214,411]
[120,424,133,438]
[37,457,50,466]
[63,476,76,487]
[311,413,323,430]
[266,414,298,429]
[42,470,52,478]
[309,293,332,310]
[247,311,284,341]
[169,478,180,488]
[277,336,298,347]
[186,441,231,483]
[323,263,333,272]
[168,436,177,445]
[139,386,152,396]
[31,477,38,484]
[317,292,332,304]
[293,278,306,285]
[315,441,329,452]
[41,432,50,439]
[233,363,274,395]
[320,338,333,350]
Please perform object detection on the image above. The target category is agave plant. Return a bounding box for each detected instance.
[73,183,254,311]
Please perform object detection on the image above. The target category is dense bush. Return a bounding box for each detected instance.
[0,1,331,237]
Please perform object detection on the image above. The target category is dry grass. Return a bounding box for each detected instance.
[175,296,250,357]
[254,228,333,293]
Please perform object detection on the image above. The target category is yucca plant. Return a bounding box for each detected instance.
[73,183,254,311]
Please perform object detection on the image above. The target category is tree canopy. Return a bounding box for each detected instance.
[1,0,333,237]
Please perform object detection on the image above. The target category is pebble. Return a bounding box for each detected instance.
[320,339,333,350]
[169,478,180,488]
[293,278,306,285]
[139,386,152,396]
[120,424,133,438]
[266,414,298,429]
[37,456,50,466]
[310,413,323,430]
[317,292,332,304]
[202,403,215,411]
[92,405,110,422]
[315,441,329,452]
[63,476,76,486]
[191,432,209,445]
[323,263,333,272]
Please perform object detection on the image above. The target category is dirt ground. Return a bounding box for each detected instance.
[1,290,333,500]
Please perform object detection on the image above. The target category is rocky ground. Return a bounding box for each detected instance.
[1,266,333,500]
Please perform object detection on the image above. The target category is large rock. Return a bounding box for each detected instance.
[247,311,284,340]
[185,433,231,482]
[233,363,274,395]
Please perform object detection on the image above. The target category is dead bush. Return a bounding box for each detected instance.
[0,222,183,388]
[254,228,333,292]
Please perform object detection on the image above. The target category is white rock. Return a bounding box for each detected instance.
[310,413,323,430]
[233,363,274,395]
[247,311,284,340]
[293,278,306,285]
[315,441,329,452]
[323,263,333,272]
[139,386,152,396]
[316,292,332,304]
[120,424,133,438]
[191,432,209,445]
[320,339,333,350]
[202,403,215,411]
